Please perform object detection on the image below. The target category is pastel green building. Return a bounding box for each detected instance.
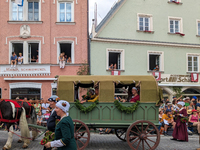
[90,0,200,100]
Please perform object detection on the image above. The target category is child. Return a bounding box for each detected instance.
[37,111,43,126]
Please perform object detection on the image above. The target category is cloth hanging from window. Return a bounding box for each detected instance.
[15,0,23,6]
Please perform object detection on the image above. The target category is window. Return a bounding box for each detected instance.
[137,13,153,32]
[28,43,39,63]
[12,2,23,21]
[10,0,41,21]
[188,55,199,72]
[11,88,41,100]
[148,51,164,71]
[52,88,57,95]
[168,17,183,34]
[58,1,74,22]
[59,43,73,63]
[197,20,200,36]
[10,41,40,64]
[28,2,39,21]
[12,43,23,57]
[139,17,150,31]
[170,20,179,33]
[106,49,125,70]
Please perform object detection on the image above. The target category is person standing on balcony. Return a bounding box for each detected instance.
[59,53,65,69]
[10,52,17,68]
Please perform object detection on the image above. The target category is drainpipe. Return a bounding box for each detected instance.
[87,0,91,75]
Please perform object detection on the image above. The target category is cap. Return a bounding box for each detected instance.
[185,97,190,100]
[192,96,197,100]
[48,95,60,102]
[173,96,176,99]
[192,109,197,112]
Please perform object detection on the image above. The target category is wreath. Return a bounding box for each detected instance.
[114,100,140,114]
[75,100,99,114]
[181,117,188,123]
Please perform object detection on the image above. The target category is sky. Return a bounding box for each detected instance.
[89,0,117,31]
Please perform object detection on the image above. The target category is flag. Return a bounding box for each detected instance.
[15,0,23,6]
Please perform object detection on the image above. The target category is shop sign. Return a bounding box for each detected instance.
[0,65,51,76]
[191,73,199,82]
[161,74,192,83]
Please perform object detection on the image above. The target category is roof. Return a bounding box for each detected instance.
[95,0,125,33]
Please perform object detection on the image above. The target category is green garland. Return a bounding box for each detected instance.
[75,100,99,114]
[114,100,140,114]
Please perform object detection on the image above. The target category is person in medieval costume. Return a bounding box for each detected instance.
[43,95,60,150]
[171,101,188,142]
[45,100,77,150]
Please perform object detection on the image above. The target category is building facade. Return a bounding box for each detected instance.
[0,0,88,100]
[90,0,200,100]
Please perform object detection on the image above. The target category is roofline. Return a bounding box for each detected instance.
[95,0,126,36]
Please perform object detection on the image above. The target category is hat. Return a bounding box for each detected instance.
[192,96,197,100]
[173,96,176,99]
[167,102,172,105]
[56,100,70,113]
[183,98,186,101]
[132,87,138,92]
[177,101,185,107]
[185,97,190,100]
[48,95,60,102]
[192,109,197,112]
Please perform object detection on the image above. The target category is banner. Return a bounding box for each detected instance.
[15,0,23,6]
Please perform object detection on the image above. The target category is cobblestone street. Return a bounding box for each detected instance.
[0,131,199,150]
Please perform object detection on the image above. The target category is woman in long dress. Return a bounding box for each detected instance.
[171,101,188,142]
[45,100,77,150]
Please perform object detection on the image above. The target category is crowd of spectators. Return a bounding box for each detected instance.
[159,95,200,136]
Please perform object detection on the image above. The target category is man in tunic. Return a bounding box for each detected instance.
[171,101,188,142]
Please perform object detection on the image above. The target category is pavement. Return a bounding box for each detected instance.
[0,130,199,150]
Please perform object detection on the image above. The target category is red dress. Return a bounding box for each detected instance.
[172,109,188,141]
[129,95,140,102]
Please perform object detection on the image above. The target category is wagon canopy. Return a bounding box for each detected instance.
[57,75,161,103]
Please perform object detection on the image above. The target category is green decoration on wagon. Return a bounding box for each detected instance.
[114,100,140,114]
[75,100,99,114]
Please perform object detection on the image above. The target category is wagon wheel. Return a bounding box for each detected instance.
[126,120,160,150]
[73,119,90,150]
[115,129,127,142]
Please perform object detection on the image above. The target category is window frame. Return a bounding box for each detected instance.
[147,51,164,72]
[106,48,125,70]
[187,53,200,73]
[197,20,200,36]
[9,40,41,64]
[168,17,183,34]
[28,1,40,21]
[57,1,74,22]
[9,0,41,21]
[137,13,153,32]
[57,41,75,64]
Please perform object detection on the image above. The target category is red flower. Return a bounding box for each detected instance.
[62,102,67,107]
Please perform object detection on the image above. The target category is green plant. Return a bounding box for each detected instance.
[77,61,90,75]
[114,100,140,114]
[75,100,99,114]
[173,87,184,98]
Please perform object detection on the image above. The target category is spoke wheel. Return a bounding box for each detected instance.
[115,129,127,142]
[126,120,160,150]
[73,119,90,150]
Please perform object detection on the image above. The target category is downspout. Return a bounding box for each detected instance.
[87,0,91,75]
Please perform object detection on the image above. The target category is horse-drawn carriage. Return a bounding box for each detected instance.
[57,75,162,150]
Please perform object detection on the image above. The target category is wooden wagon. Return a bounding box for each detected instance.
[57,75,162,150]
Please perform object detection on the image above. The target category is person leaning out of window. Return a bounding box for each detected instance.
[10,52,17,68]
[59,53,65,69]
[18,53,23,64]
